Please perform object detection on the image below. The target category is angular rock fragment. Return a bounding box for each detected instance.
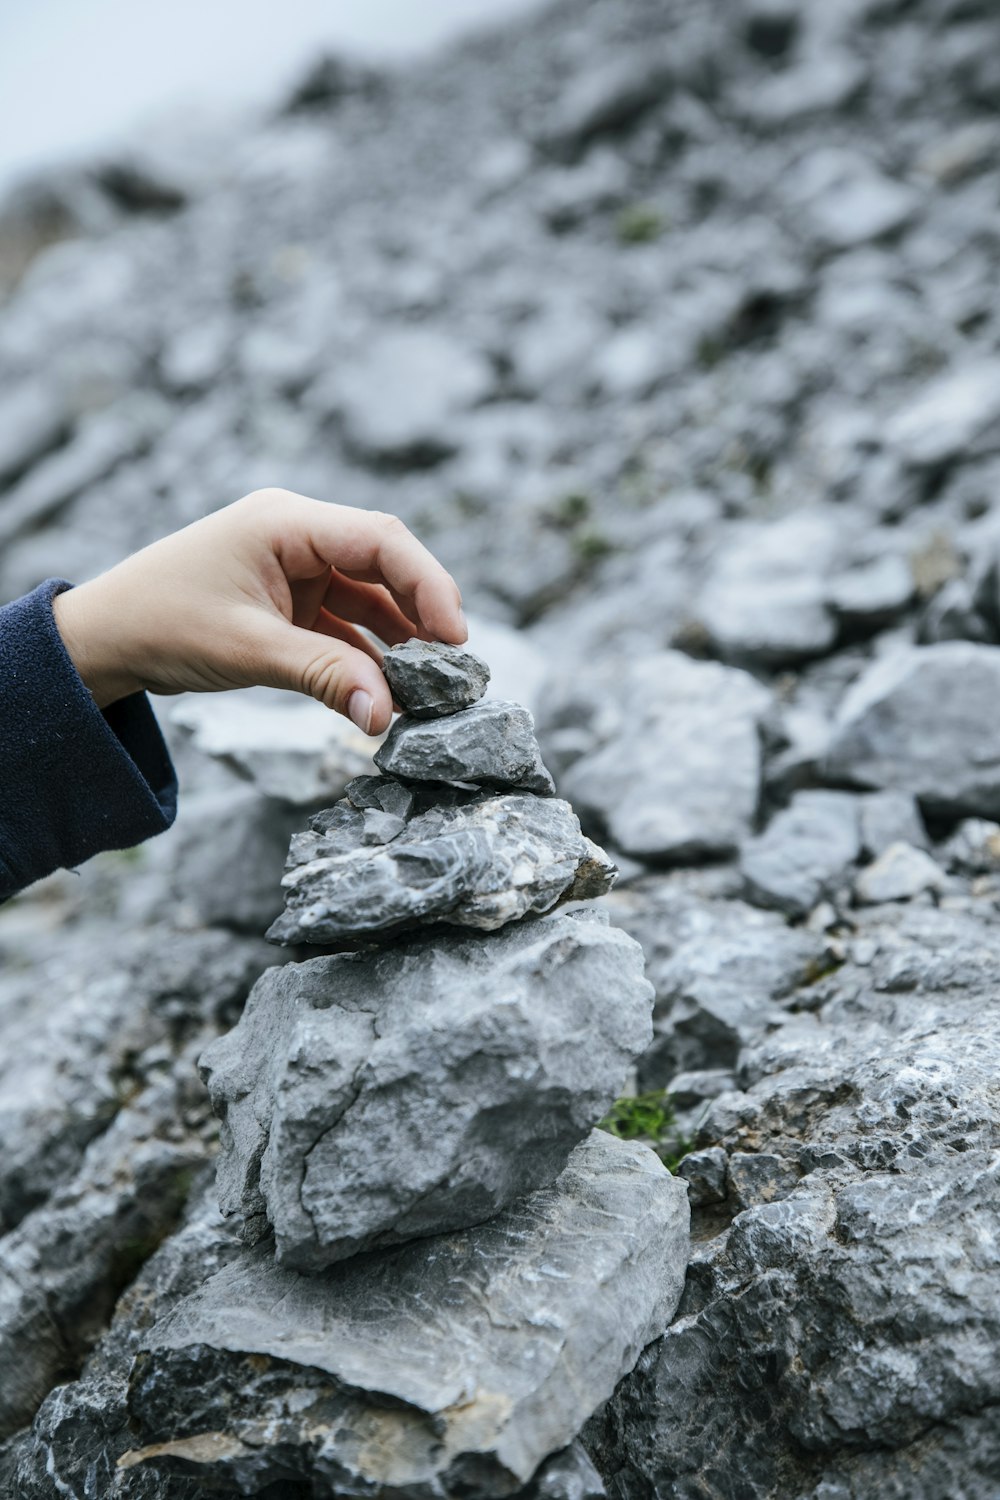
[122,1133,689,1497]
[825,643,1000,818]
[740,790,860,916]
[203,911,653,1267]
[267,776,615,946]
[382,638,490,718]
[375,698,555,794]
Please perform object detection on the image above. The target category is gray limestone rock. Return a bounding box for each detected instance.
[677,1146,727,1207]
[382,639,490,718]
[942,817,1000,874]
[375,699,555,794]
[740,790,861,917]
[858,790,928,859]
[587,900,1000,1498]
[825,643,1000,818]
[121,1133,689,1497]
[887,359,1000,470]
[607,877,825,1085]
[267,777,615,946]
[541,652,771,861]
[854,841,946,905]
[202,910,653,1268]
[314,327,490,466]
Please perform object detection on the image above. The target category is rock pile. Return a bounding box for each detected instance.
[115,644,689,1495]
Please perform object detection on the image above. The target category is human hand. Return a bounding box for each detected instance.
[51,489,467,735]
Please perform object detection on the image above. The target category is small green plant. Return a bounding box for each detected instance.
[598,1089,693,1172]
[547,491,592,528]
[616,203,665,245]
[572,528,615,565]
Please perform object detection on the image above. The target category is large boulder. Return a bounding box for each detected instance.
[121,1132,689,1498]
[202,910,653,1268]
[825,643,1000,818]
[267,777,614,946]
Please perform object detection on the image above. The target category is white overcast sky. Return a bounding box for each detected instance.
[0,0,542,191]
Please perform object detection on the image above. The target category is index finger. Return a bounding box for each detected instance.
[265,494,467,645]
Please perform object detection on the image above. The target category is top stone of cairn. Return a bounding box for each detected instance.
[382,639,490,718]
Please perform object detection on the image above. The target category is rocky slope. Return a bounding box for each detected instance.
[3,0,1000,1494]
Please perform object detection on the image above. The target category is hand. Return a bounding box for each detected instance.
[51,489,467,735]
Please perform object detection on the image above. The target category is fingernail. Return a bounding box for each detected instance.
[347,690,374,734]
[458,608,469,638]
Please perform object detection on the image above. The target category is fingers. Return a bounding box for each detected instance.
[249,612,394,734]
[321,570,427,646]
[312,608,385,665]
[259,493,467,646]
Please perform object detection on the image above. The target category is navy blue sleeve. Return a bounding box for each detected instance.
[0,578,177,901]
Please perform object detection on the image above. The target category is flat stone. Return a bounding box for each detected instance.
[123,1133,690,1497]
[740,790,861,916]
[203,910,652,1268]
[382,639,490,718]
[854,841,946,905]
[542,651,771,861]
[267,777,614,946]
[375,699,555,794]
[825,643,1000,818]
[315,328,490,466]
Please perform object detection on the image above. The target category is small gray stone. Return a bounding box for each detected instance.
[375,698,555,794]
[268,778,614,946]
[123,1133,689,1497]
[382,638,490,718]
[825,643,1000,819]
[678,1146,728,1207]
[741,791,861,916]
[203,911,654,1268]
[854,842,946,905]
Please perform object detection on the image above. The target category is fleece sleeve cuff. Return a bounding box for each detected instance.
[0,577,177,900]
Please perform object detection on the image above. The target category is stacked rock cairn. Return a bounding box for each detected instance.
[125,643,691,1497]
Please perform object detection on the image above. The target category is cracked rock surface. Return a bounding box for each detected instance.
[267,774,614,945]
[203,909,653,1267]
[121,1133,688,1498]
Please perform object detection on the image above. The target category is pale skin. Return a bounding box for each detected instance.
[51,489,468,734]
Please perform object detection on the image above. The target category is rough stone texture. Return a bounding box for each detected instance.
[203,910,653,1267]
[6,0,1000,1492]
[858,790,928,859]
[825,644,1000,818]
[121,1133,689,1498]
[267,776,616,945]
[540,652,772,860]
[587,898,1000,1498]
[740,790,861,916]
[382,638,491,718]
[0,927,268,1441]
[606,876,826,1089]
[375,698,555,794]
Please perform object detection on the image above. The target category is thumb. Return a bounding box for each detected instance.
[248,615,393,734]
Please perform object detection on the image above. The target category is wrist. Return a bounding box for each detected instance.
[52,583,142,710]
